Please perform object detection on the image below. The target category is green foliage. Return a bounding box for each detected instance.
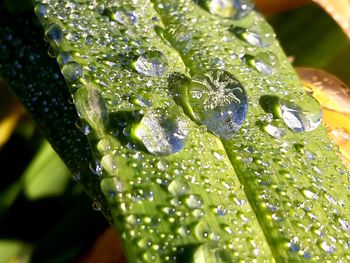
[0,0,349,262]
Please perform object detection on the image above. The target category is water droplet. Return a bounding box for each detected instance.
[187,69,248,140]
[264,123,286,138]
[132,108,189,155]
[89,160,103,176]
[92,201,101,211]
[230,26,265,47]
[319,241,335,253]
[34,3,48,18]
[101,177,123,197]
[105,7,138,25]
[195,0,254,19]
[133,50,167,77]
[74,87,109,133]
[62,61,83,83]
[45,24,63,44]
[280,95,322,132]
[72,173,81,181]
[213,205,227,216]
[339,218,350,231]
[302,189,318,200]
[185,194,203,209]
[245,52,278,75]
[168,178,189,196]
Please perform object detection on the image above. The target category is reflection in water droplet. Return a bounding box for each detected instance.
[186,195,203,209]
[62,61,83,83]
[230,26,265,47]
[280,95,322,132]
[320,241,335,253]
[195,0,254,19]
[133,108,189,155]
[133,50,167,77]
[187,69,248,140]
[245,52,278,75]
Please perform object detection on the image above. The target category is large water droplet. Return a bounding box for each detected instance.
[280,95,322,132]
[132,108,189,155]
[230,26,265,47]
[187,69,248,140]
[195,0,254,19]
[62,61,83,83]
[133,50,167,77]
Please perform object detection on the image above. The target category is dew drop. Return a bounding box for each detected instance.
[230,26,265,47]
[62,61,83,83]
[92,201,101,211]
[132,108,189,155]
[187,69,248,140]
[185,194,203,209]
[168,178,189,196]
[195,0,254,19]
[280,95,322,132]
[302,189,318,200]
[34,3,48,18]
[245,52,278,75]
[45,24,63,44]
[101,177,123,198]
[319,241,335,253]
[264,123,286,138]
[133,50,167,77]
[213,205,227,216]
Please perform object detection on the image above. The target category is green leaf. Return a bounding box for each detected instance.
[1,0,350,262]
[23,141,71,200]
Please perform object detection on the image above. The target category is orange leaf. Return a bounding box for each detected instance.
[297,67,350,167]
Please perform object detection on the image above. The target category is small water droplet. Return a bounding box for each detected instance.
[302,189,318,200]
[101,177,123,197]
[230,26,265,47]
[89,160,103,176]
[195,0,254,19]
[187,69,248,140]
[319,241,335,253]
[72,173,81,181]
[245,52,278,75]
[132,108,189,155]
[105,7,138,25]
[185,194,203,209]
[45,24,63,44]
[213,205,227,216]
[62,61,83,83]
[339,218,350,232]
[168,178,189,196]
[264,123,286,138]
[34,3,48,18]
[280,95,322,132]
[92,201,101,211]
[133,50,167,77]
